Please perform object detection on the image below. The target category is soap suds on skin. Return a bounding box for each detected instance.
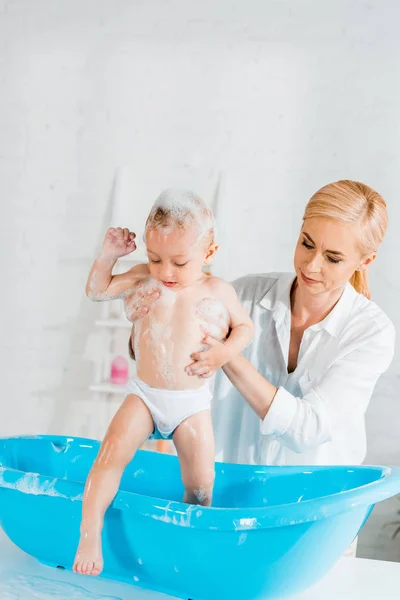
[195,297,229,343]
[127,276,177,386]
[194,487,207,503]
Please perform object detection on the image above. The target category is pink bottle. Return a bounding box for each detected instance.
[110,356,129,385]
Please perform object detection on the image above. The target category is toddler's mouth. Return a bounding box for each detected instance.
[162,281,177,288]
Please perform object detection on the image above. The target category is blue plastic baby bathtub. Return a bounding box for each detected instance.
[1,436,400,600]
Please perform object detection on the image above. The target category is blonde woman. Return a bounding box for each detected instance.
[197,181,395,470]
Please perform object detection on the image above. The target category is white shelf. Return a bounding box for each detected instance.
[95,319,132,329]
[89,381,128,395]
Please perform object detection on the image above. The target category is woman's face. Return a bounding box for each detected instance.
[294,217,375,296]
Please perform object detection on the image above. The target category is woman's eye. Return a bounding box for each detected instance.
[327,256,341,264]
[302,240,313,250]
[149,259,161,264]
[175,262,188,267]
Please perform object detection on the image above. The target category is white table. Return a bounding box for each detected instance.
[0,529,399,599]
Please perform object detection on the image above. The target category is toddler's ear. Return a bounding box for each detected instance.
[204,243,219,265]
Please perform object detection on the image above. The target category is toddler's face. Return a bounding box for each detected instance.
[145,224,213,290]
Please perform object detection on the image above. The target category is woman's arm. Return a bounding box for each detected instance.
[209,321,395,454]
[221,353,278,420]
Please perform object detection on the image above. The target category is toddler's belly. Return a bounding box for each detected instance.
[134,318,205,390]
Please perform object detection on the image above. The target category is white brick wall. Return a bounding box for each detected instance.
[0,1,399,461]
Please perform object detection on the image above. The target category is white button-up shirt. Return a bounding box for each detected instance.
[212,272,395,466]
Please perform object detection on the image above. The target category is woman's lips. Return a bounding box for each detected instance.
[300,271,320,285]
[162,281,177,288]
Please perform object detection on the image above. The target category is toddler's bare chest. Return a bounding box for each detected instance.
[143,292,229,330]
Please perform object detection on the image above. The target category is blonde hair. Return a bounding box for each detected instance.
[145,188,215,245]
[303,180,388,299]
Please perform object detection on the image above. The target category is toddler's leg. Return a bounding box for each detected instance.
[73,394,153,576]
[173,410,215,506]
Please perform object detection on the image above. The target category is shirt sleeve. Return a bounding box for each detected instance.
[260,320,396,453]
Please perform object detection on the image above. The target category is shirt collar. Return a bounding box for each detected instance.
[259,273,358,338]
[259,272,295,311]
[309,282,357,337]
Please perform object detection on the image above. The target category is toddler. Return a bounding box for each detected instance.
[73,189,254,576]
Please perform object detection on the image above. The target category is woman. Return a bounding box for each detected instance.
[189,180,395,468]
[130,180,395,469]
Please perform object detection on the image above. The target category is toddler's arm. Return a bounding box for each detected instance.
[86,227,148,301]
[212,279,254,360]
[187,279,254,378]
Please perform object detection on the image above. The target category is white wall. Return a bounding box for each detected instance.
[0,1,399,452]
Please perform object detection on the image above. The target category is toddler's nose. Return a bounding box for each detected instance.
[160,264,174,280]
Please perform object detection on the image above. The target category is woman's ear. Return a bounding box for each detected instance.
[204,243,219,265]
[359,251,377,271]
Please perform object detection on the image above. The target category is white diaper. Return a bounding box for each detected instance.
[125,376,212,439]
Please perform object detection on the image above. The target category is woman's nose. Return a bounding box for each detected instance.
[306,253,323,272]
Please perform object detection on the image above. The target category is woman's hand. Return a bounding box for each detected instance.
[101,227,136,260]
[186,335,228,379]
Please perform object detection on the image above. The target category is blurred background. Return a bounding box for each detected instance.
[0,0,399,561]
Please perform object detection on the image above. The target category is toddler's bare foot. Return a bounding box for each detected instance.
[73,530,103,576]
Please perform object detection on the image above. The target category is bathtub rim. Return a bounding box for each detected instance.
[0,434,399,533]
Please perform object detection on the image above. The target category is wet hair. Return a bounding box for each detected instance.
[145,188,215,246]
